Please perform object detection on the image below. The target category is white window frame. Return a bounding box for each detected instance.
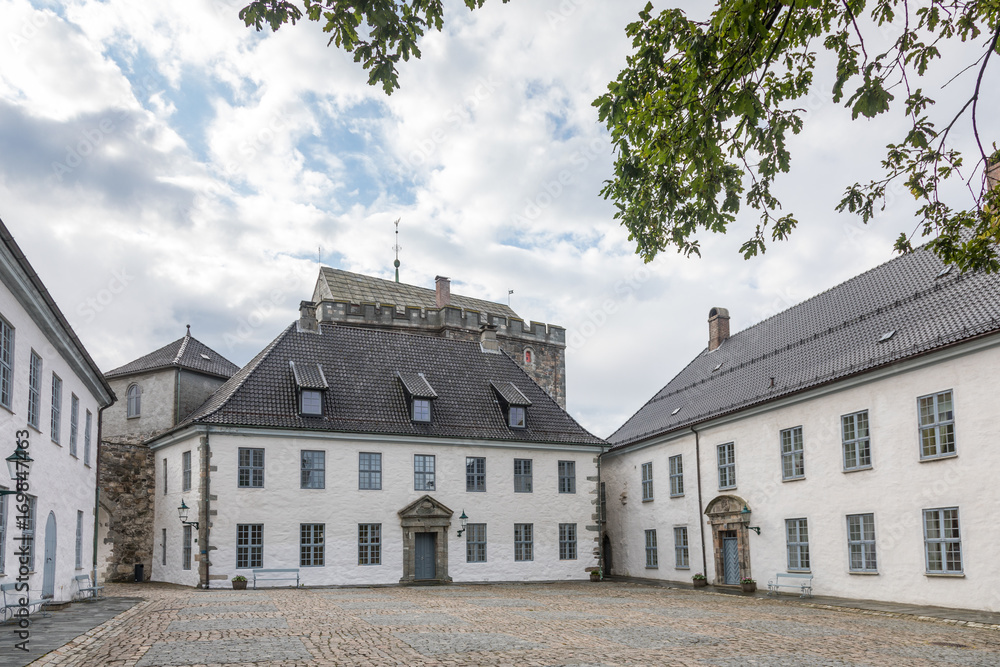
[923,507,962,574]
[358,452,382,490]
[847,513,877,573]
[514,523,533,561]
[236,523,263,568]
[301,450,325,489]
[641,461,653,501]
[514,458,532,493]
[918,390,956,459]
[786,518,810,571]
[559,523,577,560]
[466,524,487,563]
[238,448,264,488]
[645,529,658,568]
[414,454,435,491]
[674,526,689,569]
[718,442,736,489]
[842,410,872,471]
[780,426,804,480]
[358,523,381,565]
[669,455,684,497]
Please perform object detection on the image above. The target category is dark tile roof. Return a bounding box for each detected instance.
[609,246,1000,449]
[180,323,603,446]
[396,372,438,399]
[105,331,240,380]
[490,380,532,406]
[290,361,328,389]
[317,267,519,319]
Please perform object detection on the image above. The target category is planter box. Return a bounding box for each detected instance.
[692,579,708,588]
[741,583,757,593]
[232,580,248,590]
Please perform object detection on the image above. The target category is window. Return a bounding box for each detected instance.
[358,523,381,565]
[27,352,41,429]
[558,460,576,494]
[514,458,532,493]
[69,395,79,456]
[559,523,577,560]
[0,317,12,410]
[162,458,167,495]
[924,508,962,574]
[466,457,486,492]
[674,527,689,568]
[412,398,431,422]
[238,448,264,488]
[300,389,322,416]
[300,523,325,566]
[75,510,83,569]
[467,524,487,563]
[786,518,810,571]
[918,390,956,458]
[645,529,658,568]
[524,348,533,365]
[161,528,166,566]
[514,523,533,561]
[301,450,325,489]
[182,451,192,491]
[51,373,62,443]
[508,405,526,428]
[359,452,382,490]
[83,410,92,465]
[718,442,736,489]
[641,462,653,501]
[0,493,6,573]
[669,455,684,496]
[780,426,804,480]
[842,410,871,470]
[236,524,263,568]
[600,481,607,523]
[847,513,877,572]
[126,383,141,418]
[414,454,435,491]
[183,525,192,571]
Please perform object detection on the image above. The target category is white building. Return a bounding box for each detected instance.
[147,303,603,588]
[602,246,1000,612]
[0,219,115,602]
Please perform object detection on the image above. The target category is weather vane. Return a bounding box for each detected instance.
[508,289,514,307]
[393,218,402,283]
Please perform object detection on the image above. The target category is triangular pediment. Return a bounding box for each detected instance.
[398,495,454,519]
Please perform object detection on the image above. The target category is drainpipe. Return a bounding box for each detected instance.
[92,402,111,587]
[691,425,708,577]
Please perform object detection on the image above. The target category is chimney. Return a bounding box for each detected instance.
[708,307,730,351]
[435,275,451,308]
[480,324,500,353]
[298,300,319,333]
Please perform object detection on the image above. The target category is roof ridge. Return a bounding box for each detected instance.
[173,332,191,364]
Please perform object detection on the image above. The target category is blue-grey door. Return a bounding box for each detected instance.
[722,536,739,584]
[415,532,436,580]
[43,512,57,598]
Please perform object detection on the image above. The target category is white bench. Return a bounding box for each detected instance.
[1,583,49,623]
[73,574,104,601]
[767,572,813,598]
[252,568,300,589]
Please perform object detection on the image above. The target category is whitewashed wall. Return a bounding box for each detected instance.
[603,337,1000,612]
[152,430,600,587]
[0,284,102,602]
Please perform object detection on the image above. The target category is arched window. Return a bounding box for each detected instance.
[523,348,534,365]
[126,384,141,418]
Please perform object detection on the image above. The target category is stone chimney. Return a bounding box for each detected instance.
[299,300,319,333]
[480,324,500,353]
[435,276,451,308]
[708,307,730,351]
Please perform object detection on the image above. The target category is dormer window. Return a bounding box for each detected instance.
[396,371,438,424]
[291,361,329,417]
[490,381,532,430]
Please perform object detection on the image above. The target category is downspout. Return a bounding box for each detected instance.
[691,425,708,577]
[92,402,111,587]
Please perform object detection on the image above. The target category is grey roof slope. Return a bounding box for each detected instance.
[609,247,1000,449]
[180,323,603,446]
[316,267,519,319]
[105,331,240,380]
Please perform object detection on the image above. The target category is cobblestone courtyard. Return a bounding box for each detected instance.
[20,582,1000,666]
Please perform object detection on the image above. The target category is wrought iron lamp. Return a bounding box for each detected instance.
[0,449,32,496]
[177,499,199,529]
[741,504,761,535]
[456,510,468,537]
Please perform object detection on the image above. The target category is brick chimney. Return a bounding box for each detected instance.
[298,300,319,333]
[480,324,500,353]
[435,276,451,308]
[708,307,730,351]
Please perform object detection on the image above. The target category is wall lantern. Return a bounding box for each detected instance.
[177,499,199,530]
[456,510,468,537]
[740,504,761,535]
[0,450,32,496]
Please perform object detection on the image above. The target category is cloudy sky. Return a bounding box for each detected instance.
[1,0,996,438]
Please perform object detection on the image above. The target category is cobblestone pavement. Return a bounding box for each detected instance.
[19,582,1000,667]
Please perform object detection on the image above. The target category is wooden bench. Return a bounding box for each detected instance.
[252,568,300,589]
[73,574,104,601]
[1,583,49,623]
[767,572,813,598]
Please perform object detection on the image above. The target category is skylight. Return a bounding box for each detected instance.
[200,353,211,360]
[712,362,723,372]
[936,266,953,279]
[671,406,682,416]
[879,330,896,343]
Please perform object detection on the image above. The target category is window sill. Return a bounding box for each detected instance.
[675,566,690,570]
[843,466,873,474]
[920,453,958,463]
[645,566,658,570]
[848,570,879,575]
[925,572,965,578]
[27,424,41,435]
[126,415,140,420]
[642,498,654,503]
[787,569,811,574]
[670,494,685,499]
[782,476,806,483]
[719,486,737,492]
[52,439,61,447]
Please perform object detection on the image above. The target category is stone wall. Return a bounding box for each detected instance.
[104,370,177,441]
[98,438,155,582]
[177,370,227,421]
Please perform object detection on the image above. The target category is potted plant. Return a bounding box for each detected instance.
[692,573,707,588]
[232,575,248,590]
[589,568,602,582]
[740,577,757,593]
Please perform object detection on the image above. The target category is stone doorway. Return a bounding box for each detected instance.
[705,495,753,586]
[398,495,453,584]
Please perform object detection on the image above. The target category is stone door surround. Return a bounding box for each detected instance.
[398,495,453,584]
[705,494,753,586]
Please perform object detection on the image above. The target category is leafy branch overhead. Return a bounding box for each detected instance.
[239,1,507,94]
[594,0,1000,271]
